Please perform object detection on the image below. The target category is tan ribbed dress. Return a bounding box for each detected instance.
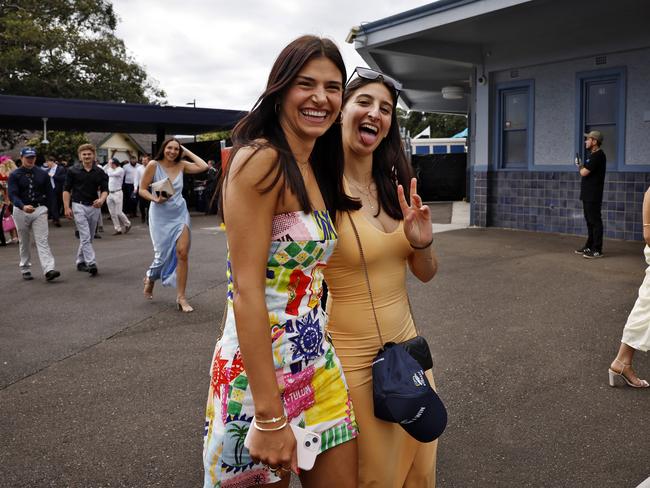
[324,210,437,488]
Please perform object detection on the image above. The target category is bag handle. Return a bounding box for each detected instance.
[346,212,385,347]
[346,212,422,350]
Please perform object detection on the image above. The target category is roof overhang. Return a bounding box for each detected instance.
[0,94,247,134]
[352,0,650,113]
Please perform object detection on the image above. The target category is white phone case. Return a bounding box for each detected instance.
[243,422,321,471]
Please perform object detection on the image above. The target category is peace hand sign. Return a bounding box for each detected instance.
[397,178,433,249]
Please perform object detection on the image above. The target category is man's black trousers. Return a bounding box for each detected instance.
[582,200,603,252]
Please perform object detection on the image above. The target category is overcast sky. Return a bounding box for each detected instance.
[111,0,429,111]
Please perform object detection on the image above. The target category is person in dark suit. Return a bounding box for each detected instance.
[575,130,606,259]
[45,156,67,227]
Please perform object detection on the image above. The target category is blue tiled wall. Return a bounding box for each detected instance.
[471,170,649,241]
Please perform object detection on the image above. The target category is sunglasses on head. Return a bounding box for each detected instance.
[346,67,403,97]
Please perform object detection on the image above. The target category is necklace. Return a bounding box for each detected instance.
[347,177,377,210]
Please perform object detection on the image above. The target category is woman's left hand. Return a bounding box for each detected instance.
[398,178,432,248]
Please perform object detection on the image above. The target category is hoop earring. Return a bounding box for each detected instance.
[274,103,280,114]
[336,112,342,124]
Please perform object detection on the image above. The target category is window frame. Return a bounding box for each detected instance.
[493,79,535,171]
[575,67,627,171]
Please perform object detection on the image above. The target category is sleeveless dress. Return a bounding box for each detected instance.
[621,245,650,352]
[324,210,437,488]
[203,210,358,488]
[146,162,190,288]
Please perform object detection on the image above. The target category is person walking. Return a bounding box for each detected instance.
[324,68,440,487]
[63,144,108,276]
[7,148,60,281]
[133,153,151,224]
[0,157,20,245]
[104,157,131,235]
[608,186,650,388]
[576,130,606,259]
[45,156,66,227]
[138,139,207,312]
[202,36,360,488]
[122,155,138,218]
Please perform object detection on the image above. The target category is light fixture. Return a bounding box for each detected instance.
[345,26,360,44]
[41,117,49,144]
[441,86,464,100]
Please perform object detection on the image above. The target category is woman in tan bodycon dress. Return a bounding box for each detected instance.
[324,68,440,487]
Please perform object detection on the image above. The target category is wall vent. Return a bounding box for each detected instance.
[595,55,607,65]
[510,69,519,78]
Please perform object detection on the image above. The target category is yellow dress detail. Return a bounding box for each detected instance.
[325,210,438,488]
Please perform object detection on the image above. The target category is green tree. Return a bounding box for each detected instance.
[26,131,89,163]
[0,0,166,146]
[397,108,467,138]
[197,130,232,142]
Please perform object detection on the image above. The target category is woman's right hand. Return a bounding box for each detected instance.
[247,424,298,476]
[154,194,168,204]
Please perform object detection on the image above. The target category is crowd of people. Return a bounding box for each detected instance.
[2,33,647,488]
[2,142,211,311]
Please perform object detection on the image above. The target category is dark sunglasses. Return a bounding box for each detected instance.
[346,67,403,97]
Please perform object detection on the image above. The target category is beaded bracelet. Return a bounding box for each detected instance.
[410,237,434,250]
[252,419,288,432]
[254,414,286,425]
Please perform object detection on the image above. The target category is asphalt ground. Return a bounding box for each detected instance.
[1,215,649,487]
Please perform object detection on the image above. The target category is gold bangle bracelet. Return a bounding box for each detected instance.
[254,415,286,425]
[252,419,288,432]
[644,224,650,227]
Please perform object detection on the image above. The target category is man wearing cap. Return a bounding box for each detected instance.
[576,130,607,258]
[7,148,60,281]
[104,157,131,235]
[63,143,108,276]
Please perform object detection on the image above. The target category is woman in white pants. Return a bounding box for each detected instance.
[609,187,650,388]
[104,158,131,235]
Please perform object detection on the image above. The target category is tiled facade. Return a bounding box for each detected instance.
[471,170,649,242]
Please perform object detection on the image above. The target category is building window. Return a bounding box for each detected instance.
[577,68,625,167]
[495,80,534,169]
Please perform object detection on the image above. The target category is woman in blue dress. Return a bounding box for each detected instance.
[139,138,208,312]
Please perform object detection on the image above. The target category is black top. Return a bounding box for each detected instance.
[63,164,109,204]
[580,149,606,202]
[7,166,52,210]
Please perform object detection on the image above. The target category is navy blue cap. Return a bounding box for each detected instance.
[20,147,37,157]
[372,343,447,442]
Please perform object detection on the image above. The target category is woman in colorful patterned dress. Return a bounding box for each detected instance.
[324,69,440,487]
[203,36,361,488]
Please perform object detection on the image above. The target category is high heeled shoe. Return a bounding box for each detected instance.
[176,296,194,313]
[143,277,154,300]
[608,359,649,388]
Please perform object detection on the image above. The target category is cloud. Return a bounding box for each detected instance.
[112,0,428,110]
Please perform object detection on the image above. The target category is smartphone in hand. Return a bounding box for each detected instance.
[574,152,582,166]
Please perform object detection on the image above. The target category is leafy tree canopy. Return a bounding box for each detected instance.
[26,131,89,163]
[397,109,467,139]
[197,130,231,142]
[0,0,165,103]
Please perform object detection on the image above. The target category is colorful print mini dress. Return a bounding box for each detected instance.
[203,210,358,488]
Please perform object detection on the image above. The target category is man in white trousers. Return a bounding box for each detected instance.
[104,157,131,235]
[7,147,60,281]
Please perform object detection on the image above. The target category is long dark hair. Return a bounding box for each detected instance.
[154,137,183,163]
[221,35,359,217]
[343,77,413,221]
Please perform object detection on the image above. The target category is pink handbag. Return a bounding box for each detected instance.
[2,214,16,232]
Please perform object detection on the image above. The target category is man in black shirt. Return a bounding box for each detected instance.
[576,130,606,258]
[7,147,60,281]
[63,143,108,276]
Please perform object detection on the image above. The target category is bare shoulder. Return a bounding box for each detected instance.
[228,144,280,187]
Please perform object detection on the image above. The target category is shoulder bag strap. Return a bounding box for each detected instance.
[346,211,385,347]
